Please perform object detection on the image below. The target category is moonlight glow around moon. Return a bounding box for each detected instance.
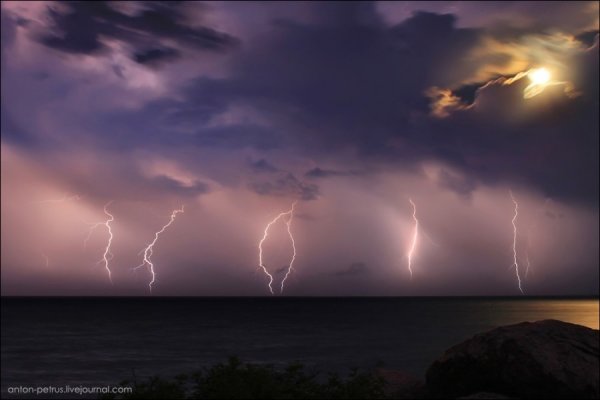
[529,68,551,85]
[523,67,567,99]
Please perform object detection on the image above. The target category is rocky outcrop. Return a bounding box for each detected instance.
[426,319,599,399]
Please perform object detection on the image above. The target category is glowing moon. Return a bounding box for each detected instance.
[523,67,556,98]
[529,68,550,85]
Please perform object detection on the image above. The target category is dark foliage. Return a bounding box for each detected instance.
[102,357,387,399]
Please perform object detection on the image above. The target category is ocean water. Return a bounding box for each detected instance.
[1,297,598,397]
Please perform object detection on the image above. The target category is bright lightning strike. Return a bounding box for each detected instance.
[258,201,297,295]
[406,198,419,279]
[135,206,184,292]
[509,191,524,294]
[84,201,115,284]
[279,203,297,294]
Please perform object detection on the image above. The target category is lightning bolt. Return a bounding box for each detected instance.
[280,202,297,294]
[258,201,297,295]
[84,201,115,284]
[407,198,419,279]
[509,191,524,294]
[135,206,184,292]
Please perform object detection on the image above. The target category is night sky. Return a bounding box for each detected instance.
[1,1,598,296]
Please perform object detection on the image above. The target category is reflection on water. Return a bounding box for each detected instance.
[488,299,598,329]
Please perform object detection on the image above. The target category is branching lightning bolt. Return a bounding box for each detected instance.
[258,201,297,295]
[407,198,419,279]
[84,201,115,284]
[509,191,524,294]
[135,206,184,292]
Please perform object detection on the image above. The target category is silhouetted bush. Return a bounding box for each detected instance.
[103,357,387,399]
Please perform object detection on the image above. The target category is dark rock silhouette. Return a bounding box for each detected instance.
[426,319,599,399]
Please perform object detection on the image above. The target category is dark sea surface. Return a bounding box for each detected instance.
[1,297,598,398]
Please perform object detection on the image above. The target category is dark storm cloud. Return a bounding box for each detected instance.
[379,1,599,37]
[139,6,480,156]
[4,2,598,203]
[133,47,181,66]
[154,2,596,202]
[453,82,484,106]
[94,5,476,176]
[575,30,599,47]
[36,1,237,61]
[249,173,319,201]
